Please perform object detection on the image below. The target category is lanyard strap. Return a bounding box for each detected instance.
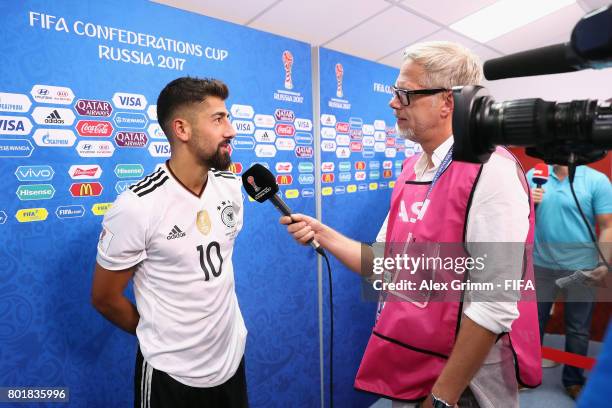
[424,145,453,200]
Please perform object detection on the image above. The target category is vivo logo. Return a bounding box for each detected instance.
[15,165,54,182]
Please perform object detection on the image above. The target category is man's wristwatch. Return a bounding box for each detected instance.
[431,394,454,408]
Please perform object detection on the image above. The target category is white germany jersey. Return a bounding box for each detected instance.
[96,163,247,387]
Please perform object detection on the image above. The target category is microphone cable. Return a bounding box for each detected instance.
[319,249,334,408]
[568,154,610,271]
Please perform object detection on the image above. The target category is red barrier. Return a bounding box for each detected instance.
[542,346,596,370]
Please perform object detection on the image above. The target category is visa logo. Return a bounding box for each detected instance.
[119,96,142,107]
[0,119,25,131]
[155,144,171,154]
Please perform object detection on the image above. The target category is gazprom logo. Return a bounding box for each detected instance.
[15,165,54,182]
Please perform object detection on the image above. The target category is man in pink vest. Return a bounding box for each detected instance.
[281,41,541,407]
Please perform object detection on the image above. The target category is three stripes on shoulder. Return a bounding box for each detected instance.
[129,168,169,197]
[211,169,236,180]
[129,168,237,197]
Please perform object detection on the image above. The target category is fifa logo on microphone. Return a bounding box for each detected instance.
[335,63,344,98]
[246,176,261,192]
[282,50,294,90]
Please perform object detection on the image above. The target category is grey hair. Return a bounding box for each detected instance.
[402,41,483,88]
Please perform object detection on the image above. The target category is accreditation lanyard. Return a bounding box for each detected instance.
[423,145,453,202]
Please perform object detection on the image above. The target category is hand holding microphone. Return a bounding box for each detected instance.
[279,213,324,248]
[531,163,549,205]
[241,164,324,254]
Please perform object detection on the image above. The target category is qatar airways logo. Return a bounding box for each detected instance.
[75,99,113,117]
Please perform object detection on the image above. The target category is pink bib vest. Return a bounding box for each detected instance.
[354,147,542,402]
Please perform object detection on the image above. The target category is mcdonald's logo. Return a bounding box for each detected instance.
[354,161,366,170]
[70,182,103,197]
[229,162,243,174]
[276,175,293,185]
[322,173,335,183]
[383,170,393,178]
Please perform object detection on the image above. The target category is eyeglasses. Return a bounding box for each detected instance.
[391,86,449,106]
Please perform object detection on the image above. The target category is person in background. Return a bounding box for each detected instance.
[91,77,249,408]
[528,163,612,400]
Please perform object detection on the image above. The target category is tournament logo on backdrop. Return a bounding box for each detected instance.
[283,50,294,90]
[335,63,344,98]
[274,50,304,103]
[328,63,351,110]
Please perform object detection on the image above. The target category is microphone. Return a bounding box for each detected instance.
[241,164,323,254]
[532,163,549,188]
[484,43,581,80]
[484,5,612,80]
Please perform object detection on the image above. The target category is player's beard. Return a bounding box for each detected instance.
[204,143,232,170]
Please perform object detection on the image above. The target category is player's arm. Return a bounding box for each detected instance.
[91,262,139,334]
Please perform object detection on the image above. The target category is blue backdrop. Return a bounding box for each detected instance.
[318,48,411,407]
[0,1,318,407]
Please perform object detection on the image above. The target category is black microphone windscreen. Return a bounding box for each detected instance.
[484,43,580,80]
[241,164,279,202]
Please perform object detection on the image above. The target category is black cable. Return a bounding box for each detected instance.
[320,250,333,408]
[567,159,610,270]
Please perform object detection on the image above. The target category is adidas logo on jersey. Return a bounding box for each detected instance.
[167,225,186,240]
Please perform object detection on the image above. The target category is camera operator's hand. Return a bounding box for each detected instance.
[532,187,545,204]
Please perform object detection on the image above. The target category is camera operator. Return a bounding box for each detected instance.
[527,163,612,399]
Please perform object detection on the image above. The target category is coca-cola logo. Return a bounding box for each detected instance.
[76,120,113,137]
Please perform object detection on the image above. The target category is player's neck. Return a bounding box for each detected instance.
[168,156,209,195]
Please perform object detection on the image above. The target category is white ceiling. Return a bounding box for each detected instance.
[152,0,609,68]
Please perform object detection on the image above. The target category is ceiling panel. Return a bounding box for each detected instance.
[249,0,391,45]
[378,28,482,68]
[151,0,279,25]
[325,6,439,61]
[398,0,498,25]
[486,3,584,54]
